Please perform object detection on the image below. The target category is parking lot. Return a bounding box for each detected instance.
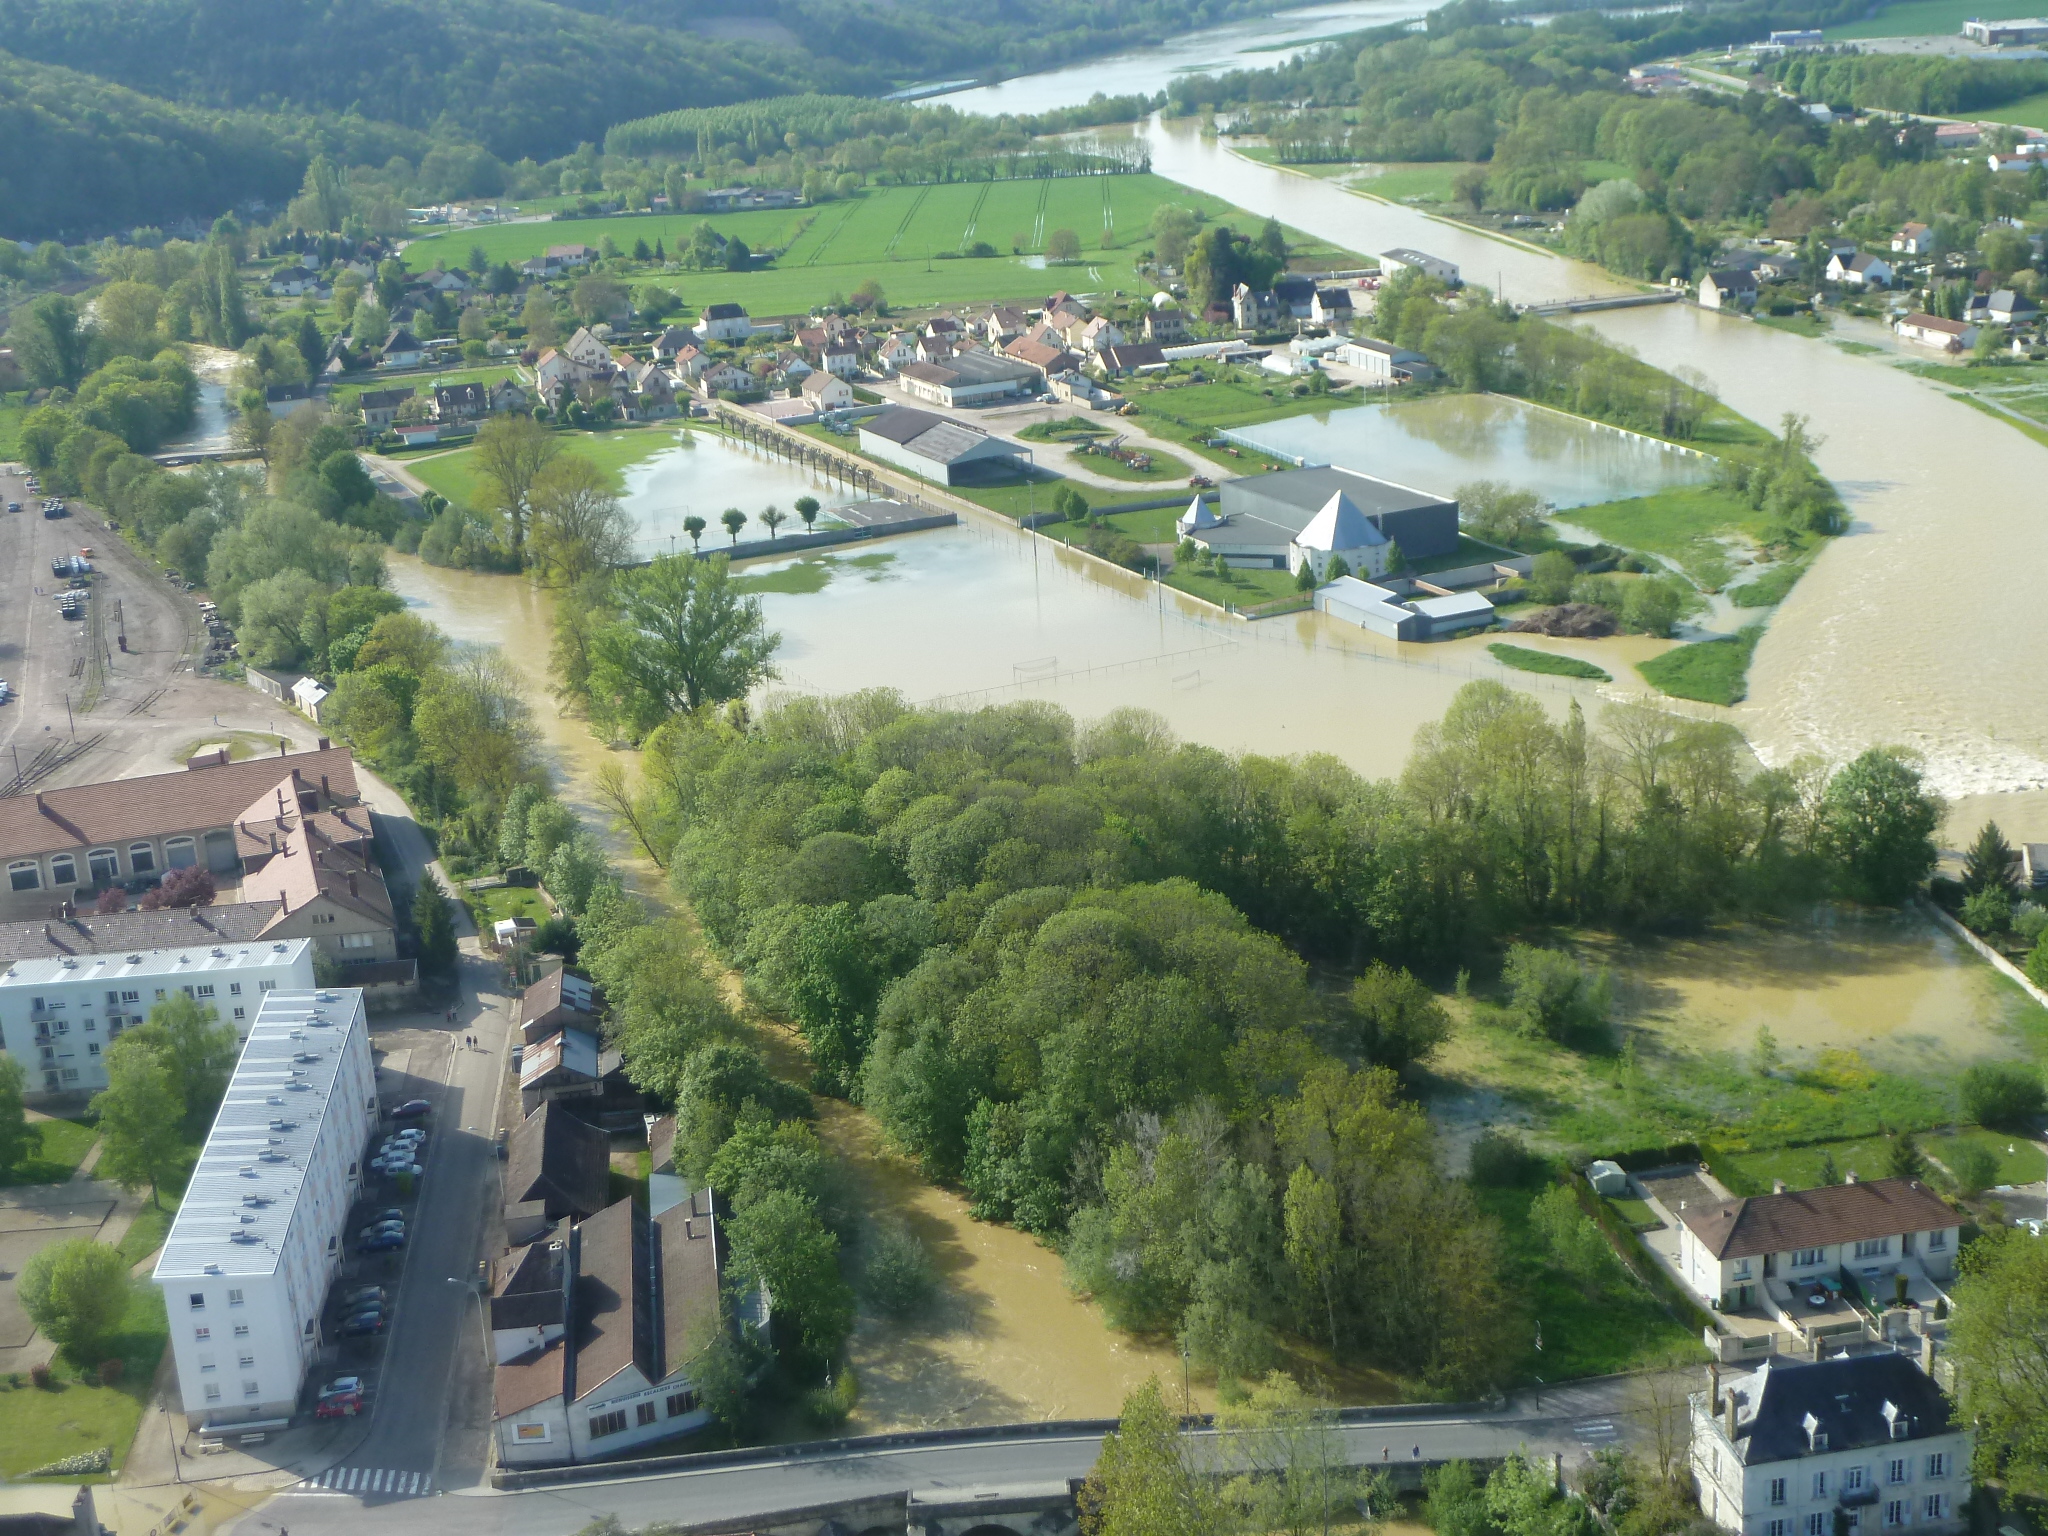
[0,463,301,800]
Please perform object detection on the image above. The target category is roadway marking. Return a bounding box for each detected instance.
[291,1468,431,1497]
[1575,1420,1620,1444]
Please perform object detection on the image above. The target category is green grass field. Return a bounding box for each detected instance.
[0,1286,167,1478]
[406,425,683,507]
[0,396,27,460]
[1,1118,98,1187]
[1167,562,1298,609]
[1566,485,1776,590]
[1488,643,1611,681]
[1828,0,2039,35]
[1062,443,1191,482]
[473,884,552,925]
[1979,91,2048,128]
[401,177,1346,316]
[1728,555,1814,608]
[1635,627,1762,706]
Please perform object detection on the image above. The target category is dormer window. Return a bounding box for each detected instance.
[1803,1411,1828,1452]
[1884,1400,1909,1440]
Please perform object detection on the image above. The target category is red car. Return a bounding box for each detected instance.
[315,1392,363,1419]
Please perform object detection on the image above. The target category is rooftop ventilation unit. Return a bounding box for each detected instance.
[229,1230,259,1245]
[60,958,76,968]
[204,1264,223,1275]
[269,1119,296,1132]
[210,948,226,958]
[293,1053,318,1063]
[125,954,142,964]
[241,1194,271,1208]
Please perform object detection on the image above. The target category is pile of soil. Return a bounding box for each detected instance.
[1505,603,1617,638]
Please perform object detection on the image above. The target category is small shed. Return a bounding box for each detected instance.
[493,915,538,950]
[1586,1159,1630,1196]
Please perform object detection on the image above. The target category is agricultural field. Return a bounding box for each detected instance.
[1826,0,2039,35]
[404,424,684,506]
[401,177,1360,316]
[1978,91,2048,129]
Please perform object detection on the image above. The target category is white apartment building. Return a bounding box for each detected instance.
[1693,1352,1969,1536]
[154,988,375,1430]
[0,940,315,1097]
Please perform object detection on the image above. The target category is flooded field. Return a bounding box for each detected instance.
[617,428,857,560]
[1594,908,2043,1068]
[1232,393,1710,509]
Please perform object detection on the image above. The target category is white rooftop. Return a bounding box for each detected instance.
[153,988,365,1280]
[1294,491,1387,552]
[1177,495,1220,534]
[2,939,312,988]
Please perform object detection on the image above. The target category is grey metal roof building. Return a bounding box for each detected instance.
[1208,466,1459,568]
[154,988,375,1429]
[857,407,1030,485]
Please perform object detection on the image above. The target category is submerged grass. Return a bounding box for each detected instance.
[1487,643,1610,681]
[1636,626,1761,706]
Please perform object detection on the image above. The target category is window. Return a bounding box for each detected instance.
[154,990,165,1000]
[1884,1502,1907,1528]
[193,1327,210,1341]
[120,991,138,1004]
[204,1384,222,1401]
[1793,1248,1826,1267]
[1734,1259,1753,1279]
[1846,1469,1867,1492]
[587,1409,628,1439]
[165,838,196,869]
[87,1043,98,1056]
[197,1354,215,1372]
[1814,1474,1829,1499]
[1855,1238,1892,1259]
[1809,1516,1830,1536]
[60,1069,77,1083]
[1889,1459,1909,1485]
[665,1391,699,1417]
[242,1380,260,1397]
[1926,1455,1947,1479]
[341,931,377,950]
[1927,1230,1947,1251]
[227,1289,243,1305]
[636,1402,657,1427]
[104,992,119,1007]
[233,1324,249,1338]
[128,843,154,874]
[7,862,38,891]
[1768,1521,1789,1536]
[230,983,242,996]
[260,980,276,992]
[238,1354,255,1369]
[189,1293,206,1311]
[1923,1497,1946,1521]
[83,1018,96,1031]
[195,985,215,998]
[1770,1480,1787,1507]
[233,1008,246,1021]
[88,850,118,883]
[48,856,76,887]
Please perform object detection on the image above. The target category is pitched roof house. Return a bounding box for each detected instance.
[504,1100,611,1223]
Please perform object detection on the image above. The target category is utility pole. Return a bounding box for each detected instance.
[64,693,73,735]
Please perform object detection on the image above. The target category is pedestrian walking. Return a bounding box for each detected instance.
[1412,1445,1421,1460]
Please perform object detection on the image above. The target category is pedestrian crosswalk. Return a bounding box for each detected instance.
[291,1467,433,1497]
[1575,1419,1621,1445]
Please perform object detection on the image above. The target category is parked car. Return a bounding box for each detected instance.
[318,1376,364,1399]
[388,1127,426,1143]
[338,1288,385,1310]
[392,1099,432,1119]
[374,1161,422,1181]
[368,1208,404,1225]
[358,1221,404,1242]
[357,1231,405,1254]
[4,502,19,514]
[315,1391,364,1418]
[339,1310,385,1335]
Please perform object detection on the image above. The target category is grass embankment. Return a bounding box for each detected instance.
[1566,484,1779,591]
[401,177,1362,316]
[0,1118,98,1187]
[406,425,683,506]
[1168,564,1299,609]
[1755,312,1830,339]
[0,394,28,460]
[1488,643,1611,681]
[1635,626,1761,706]
[1728,554,1814,608]
[0,1287,168,1479]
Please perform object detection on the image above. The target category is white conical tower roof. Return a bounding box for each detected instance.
[1294,490,1385,552]
[1176,495,1220,535]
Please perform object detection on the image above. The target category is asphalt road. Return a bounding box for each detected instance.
[244,1375,1656,1536]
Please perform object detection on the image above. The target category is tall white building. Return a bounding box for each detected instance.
[0,940,315,1097]
[154,988,374,1430]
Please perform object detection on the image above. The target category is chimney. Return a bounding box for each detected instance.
[1921,1332,1936,1372]
[278,741,286,757]
[1709,1361,1722,1413]
[1725,1392,1738,1441]
[318,738,330,752]
[321,774,330,798]
[279,889,289,914]
[270,831,278,853]
[348,873,358,897]
[1846,1171,1860,1184]
[1773,1179,1787,1194]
